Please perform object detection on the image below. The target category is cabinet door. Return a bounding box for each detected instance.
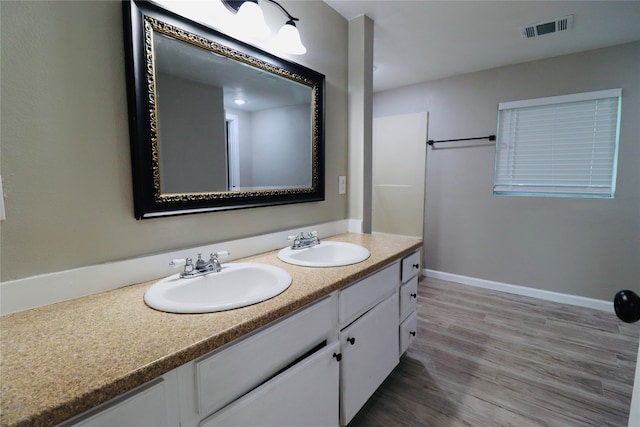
[339,293,399,426]
[201,341,340,427]
[60,373,179,427]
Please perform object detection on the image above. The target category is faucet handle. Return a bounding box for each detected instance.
[170,258,194,275]
[213,251,230,259]
[170,258,187,268]
[195,253,207,269]
[287,234,300,241]
[308,231,318,237]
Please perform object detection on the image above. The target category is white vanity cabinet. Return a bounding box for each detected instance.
[56,248,424,427]
[399,251,420,355]
[337,263,401,426]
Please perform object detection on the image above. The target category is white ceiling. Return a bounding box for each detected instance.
[323,1,640,92]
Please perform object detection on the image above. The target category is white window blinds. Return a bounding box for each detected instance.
[494,89,622,198]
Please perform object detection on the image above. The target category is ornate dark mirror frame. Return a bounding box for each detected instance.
[123,0,325,219]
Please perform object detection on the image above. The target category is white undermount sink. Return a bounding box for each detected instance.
[144,263,292,314]
[277,241,370,268]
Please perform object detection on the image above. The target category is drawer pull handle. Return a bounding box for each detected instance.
[347,337,356,345]
[410,331,416,336]
[410,293,417,299]
[333,352,342,362]
[413,263,419,269]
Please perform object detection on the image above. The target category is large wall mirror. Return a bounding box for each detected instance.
[123,0,325,219]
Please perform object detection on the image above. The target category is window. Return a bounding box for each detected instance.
[494,89,622,198]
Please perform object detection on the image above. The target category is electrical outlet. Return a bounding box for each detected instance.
[339,176,346,194]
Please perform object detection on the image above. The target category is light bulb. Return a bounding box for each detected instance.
[273,22,306,55]
[235,1,271,40]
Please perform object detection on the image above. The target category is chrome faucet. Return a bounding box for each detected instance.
[288,231,320,250]
[170,251,230,278]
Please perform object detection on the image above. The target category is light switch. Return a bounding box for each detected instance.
[339,176,346,194]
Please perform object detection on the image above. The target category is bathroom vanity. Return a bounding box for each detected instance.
[0,233,421,427]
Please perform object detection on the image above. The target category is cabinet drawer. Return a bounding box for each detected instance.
[399,276,418,321]
[201,341,340,427]
[339,262,400,326]
[401,251,421,283]
[196,294,337,417]
[399,311,417,355]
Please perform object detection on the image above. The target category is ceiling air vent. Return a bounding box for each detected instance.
[521,15,574,39]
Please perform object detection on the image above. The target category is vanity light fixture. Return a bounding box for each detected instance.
[232,0,270,39]
[222,0,307,55]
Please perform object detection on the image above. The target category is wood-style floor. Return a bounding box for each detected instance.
[348,277,639,427]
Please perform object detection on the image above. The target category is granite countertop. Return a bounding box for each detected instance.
[0,233,422,427]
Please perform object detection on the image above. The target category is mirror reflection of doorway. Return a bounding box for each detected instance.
[226,114,240,190]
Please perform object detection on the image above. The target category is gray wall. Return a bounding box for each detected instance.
[157,73,228,193]
[0,1,348,281]
[251,104,312,188]
[374,42,640,301]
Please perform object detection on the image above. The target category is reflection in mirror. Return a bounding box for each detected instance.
[154,32,312,193]
[123,0,324,218]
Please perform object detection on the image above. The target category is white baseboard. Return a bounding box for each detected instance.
[347,219,363,233]
[1,220,352,315]
[425,269,613,313]
[372,231,423,240]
